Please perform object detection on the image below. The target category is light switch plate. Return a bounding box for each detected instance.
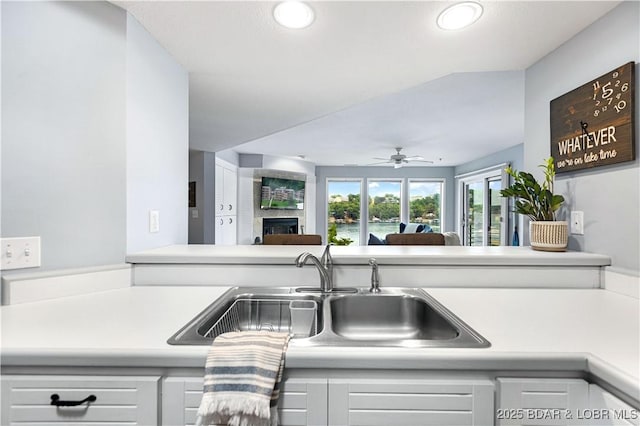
[1,236,41,270]
[570,211,584,235]
[149,210,160,233]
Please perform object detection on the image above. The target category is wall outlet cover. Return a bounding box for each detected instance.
[570,211,584,235]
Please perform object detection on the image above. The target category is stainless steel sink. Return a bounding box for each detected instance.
[329,293,459,341]
[167,288,323,345]
[168,287,489,348]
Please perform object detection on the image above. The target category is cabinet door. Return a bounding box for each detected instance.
[162,377,327,426]
[215,164,225,215]
[223,166,237,214]
[214,215,236,245]
[328,378,494,426]
[1,375,159,425]
[588,384,639,426]
[497,378,589,426]
[223,215,237,245]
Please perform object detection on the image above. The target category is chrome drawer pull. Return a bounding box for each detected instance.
[50,393,97,407]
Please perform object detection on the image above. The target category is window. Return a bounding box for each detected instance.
[327,180,362,246]
[458,165,508,246]
[326,177,445,245]
[367,179,402,239]
[408,180,443,232]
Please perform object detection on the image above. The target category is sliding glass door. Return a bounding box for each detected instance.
[464,180,485,246]
[459,167,508,246]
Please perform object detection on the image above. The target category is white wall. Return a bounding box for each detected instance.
[524,2,639,273]
[1,2,127,271]
[126,14,189,254]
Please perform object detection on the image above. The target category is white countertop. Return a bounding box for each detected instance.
[126,245,611,266]
[1,286,637,399]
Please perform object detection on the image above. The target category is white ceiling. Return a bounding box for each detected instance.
[117,1,620,166]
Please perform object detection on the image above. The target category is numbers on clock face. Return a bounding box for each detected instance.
[592,68,630,116]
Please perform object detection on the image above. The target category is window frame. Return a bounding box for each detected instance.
[325,177,447,246]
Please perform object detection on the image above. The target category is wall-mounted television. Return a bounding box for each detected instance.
[260,177,305,210]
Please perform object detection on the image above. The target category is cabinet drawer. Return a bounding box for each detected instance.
[1,375,159,425]
[162,377,327,426]
[497,378,589,426]
[328,378,494,426]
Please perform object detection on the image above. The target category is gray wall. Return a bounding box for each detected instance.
[454,144,523,177]
[1,2,189,273]
[126,13,189,253]
[524,2,639,273]
[315,166,456,243]
[1,1,127,271]
[188,150,216,244]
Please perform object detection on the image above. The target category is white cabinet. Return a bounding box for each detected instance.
[1,375,159,425]
[162,376,328,426]
[497,378,640,426]
[588,384,639,426]
[328,378,494,426]
[497,378,589,426]
[215,159,237,245]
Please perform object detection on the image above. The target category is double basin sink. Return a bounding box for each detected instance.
[168,287,489,348]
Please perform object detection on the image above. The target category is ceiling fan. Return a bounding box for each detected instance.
[369,147,434,168]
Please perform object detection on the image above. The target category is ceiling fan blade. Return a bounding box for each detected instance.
[408,159,434,164]
[366,160,392,166]
[372,157,390,160]
[404,155,424,160]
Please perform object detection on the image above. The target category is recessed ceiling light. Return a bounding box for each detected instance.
[273,2,315,29]
[437,2,483,30]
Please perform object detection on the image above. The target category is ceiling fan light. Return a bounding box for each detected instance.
[273,1,315,29]
[437,2,483,30]
[394,163,402,169]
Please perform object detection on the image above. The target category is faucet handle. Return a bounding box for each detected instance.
[321,244,333,265]
[368,258,380,293]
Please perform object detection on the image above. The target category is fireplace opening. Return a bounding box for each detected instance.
[263,217,299,240]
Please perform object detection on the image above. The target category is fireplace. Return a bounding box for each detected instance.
[263,218,299,239]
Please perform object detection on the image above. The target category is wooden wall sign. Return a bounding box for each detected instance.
[550,62,635,173]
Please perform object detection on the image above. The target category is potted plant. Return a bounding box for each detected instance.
[500,157,568,252]
[328,223,353,246]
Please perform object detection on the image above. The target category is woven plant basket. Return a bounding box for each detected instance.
[529,221,568,252]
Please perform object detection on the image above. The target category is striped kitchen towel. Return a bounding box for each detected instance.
[196,331,291,426]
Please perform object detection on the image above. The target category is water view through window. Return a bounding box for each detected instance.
[328,179,444,245]
[366,180,402,239]
[327,180,361,246]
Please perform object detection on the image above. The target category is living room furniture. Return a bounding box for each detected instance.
[263,234,322,245]
[385,233,445,245]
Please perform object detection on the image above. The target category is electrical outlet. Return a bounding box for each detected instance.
[1,237,41,270]
[149,210,160,233]
[571,211,584,235]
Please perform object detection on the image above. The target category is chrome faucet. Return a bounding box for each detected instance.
[369,258,380,293]
[295,245,334,292]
